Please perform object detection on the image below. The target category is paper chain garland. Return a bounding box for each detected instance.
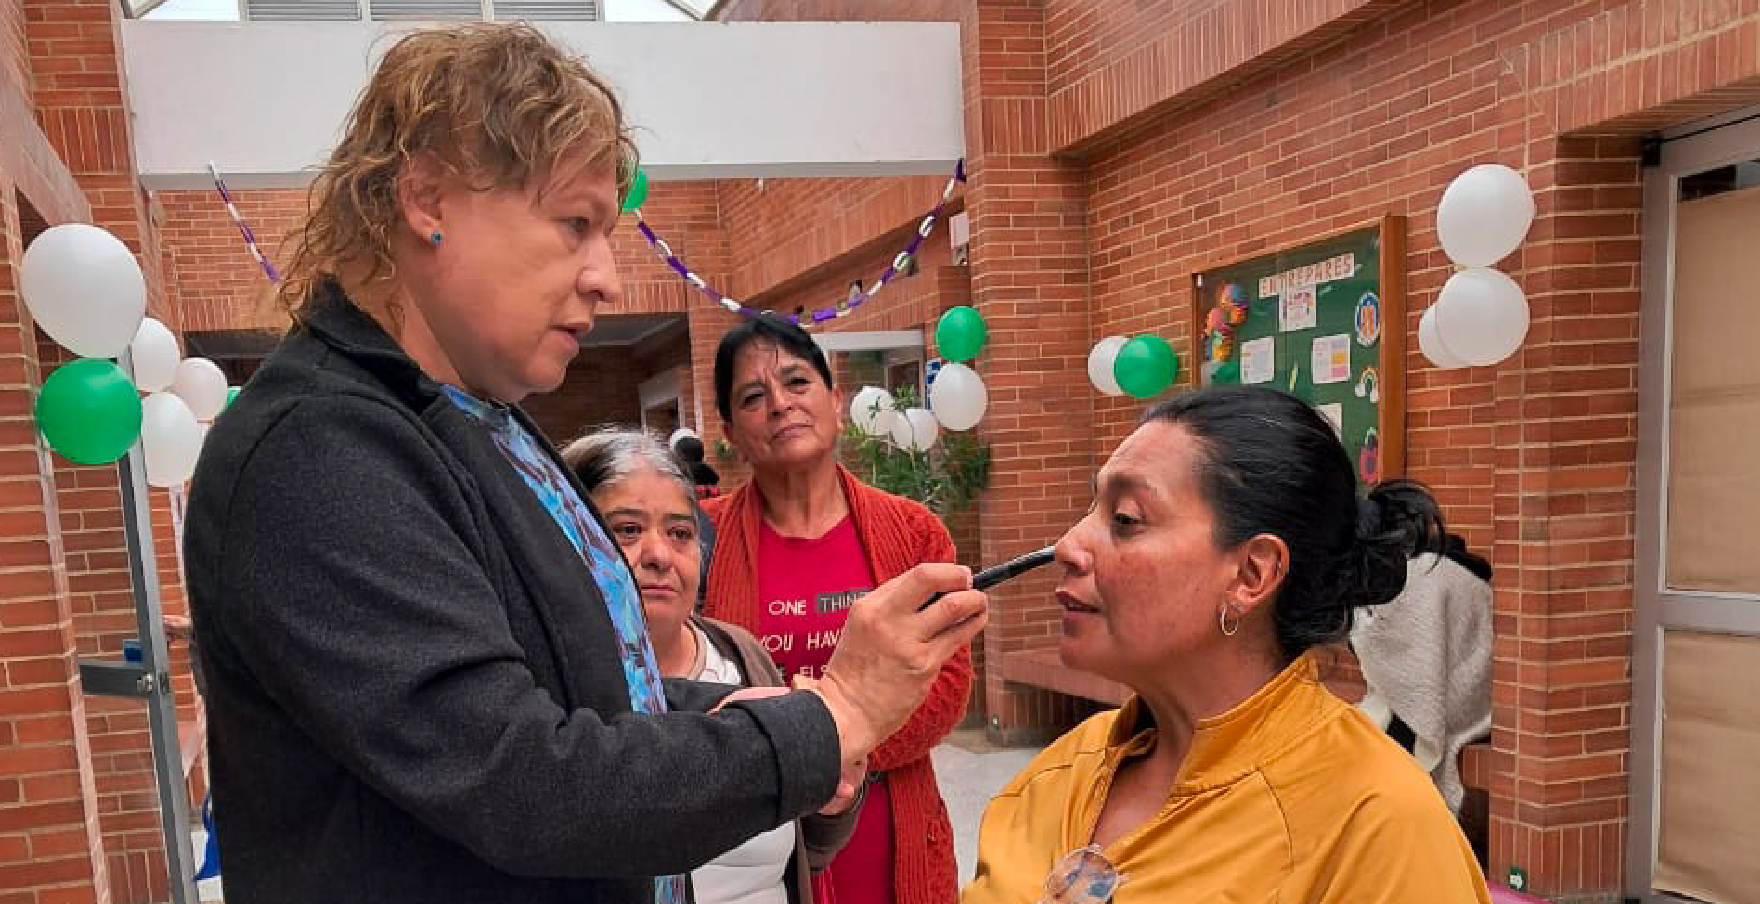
[208,157,969,329]
[208,163,280,284]
[632,160,966,328]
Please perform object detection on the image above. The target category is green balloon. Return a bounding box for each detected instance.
[226,386,241,409]
[935,306,988,362]
[1112,335,1179,398]
[621,167,650,213]
[35,358,142,465]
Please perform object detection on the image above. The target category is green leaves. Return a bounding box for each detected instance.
[841,385,990,517]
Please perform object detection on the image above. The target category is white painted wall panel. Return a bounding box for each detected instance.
[120,20,965,187]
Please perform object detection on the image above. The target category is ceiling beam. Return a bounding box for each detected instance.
[121,20,964,188]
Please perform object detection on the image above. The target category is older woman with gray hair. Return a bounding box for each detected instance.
[562,428,862,904]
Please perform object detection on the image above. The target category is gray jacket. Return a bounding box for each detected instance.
[185,284,840,904]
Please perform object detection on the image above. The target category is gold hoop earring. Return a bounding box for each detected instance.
[1219,602,1242,637]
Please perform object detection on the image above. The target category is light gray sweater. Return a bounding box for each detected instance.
[1351,553,1493,811]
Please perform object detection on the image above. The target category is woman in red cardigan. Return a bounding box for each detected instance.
[703,314,970,904]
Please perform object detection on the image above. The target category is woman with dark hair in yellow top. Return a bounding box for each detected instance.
[964,385,1491,904]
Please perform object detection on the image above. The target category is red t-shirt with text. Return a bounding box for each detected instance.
[757,517,895,904]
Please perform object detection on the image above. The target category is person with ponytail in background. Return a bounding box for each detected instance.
[964,385,1490,904]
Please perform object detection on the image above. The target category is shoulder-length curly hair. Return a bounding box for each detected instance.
[277,23,637,319]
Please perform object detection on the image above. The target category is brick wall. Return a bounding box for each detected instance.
[40,4,1760,904]
[740,207,962,332]
[1032,2,1760,900]
[12,1,200,900]
[1488,132,1643,904]
[705,0,962,324]
[2,0,28,103]
[1077,4,1523,545]
[158,177,730,334]
[525,345,646,444]
[959,0,1101,744]
[716,175,957,302]
[523,323,695,447]
[0,178,112,904]
[0,7,113,892]
[26,0,161,321]
[155,188,305,334]
[1041,0,1409,154]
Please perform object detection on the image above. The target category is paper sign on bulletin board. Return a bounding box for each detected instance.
[1192,216,1407,484]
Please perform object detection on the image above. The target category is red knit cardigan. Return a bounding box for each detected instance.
[703,467,970,904]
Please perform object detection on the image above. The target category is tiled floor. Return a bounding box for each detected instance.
[931,731,1044,885]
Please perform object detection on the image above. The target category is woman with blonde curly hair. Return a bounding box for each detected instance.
[183,23,986,904]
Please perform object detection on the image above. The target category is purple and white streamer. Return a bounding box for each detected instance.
[208,162,280,284]
[632,160,966,328]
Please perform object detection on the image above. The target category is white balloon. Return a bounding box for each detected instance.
[1087,336,1127,396]
[1433,268,1530,366]
[668,427,699,448]
[140,392,203,488]
[928,362,988,431]
[172,357,229,421]
[127,318,180,392]
[19,223,147,358]
[872,406,901,441]
[888,408,940,452]
[849,386,895,436]
[1418,306,1470,369]
[1437,164,1535,268]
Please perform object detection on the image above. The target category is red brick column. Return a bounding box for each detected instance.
[961,0,1099,744]
[1486,134,1643,904]
[0,168,113,904]
[27,1,193,899]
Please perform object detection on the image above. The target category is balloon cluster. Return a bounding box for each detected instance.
[850,306,991,451]
[1087,335,1179,398]
[22,224,239,486]
[1420,164,1534,369]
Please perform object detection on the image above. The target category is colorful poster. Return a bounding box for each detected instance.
[1312,334,1352,384]
[1358,428,1382,483]
[1280,285,1317,332]
[1355,291,1382,346]
[1241,336,1276,384]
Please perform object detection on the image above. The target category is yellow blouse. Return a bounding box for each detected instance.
[963,655,1491,904]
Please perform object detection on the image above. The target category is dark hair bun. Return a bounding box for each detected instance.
[1334,479,1445,610]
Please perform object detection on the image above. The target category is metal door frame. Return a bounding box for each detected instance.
[1627,108,1760,902]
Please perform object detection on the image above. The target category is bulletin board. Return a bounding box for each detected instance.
[1192,216,1406,484]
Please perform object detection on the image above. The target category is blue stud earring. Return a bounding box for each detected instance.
[430,231,443,245]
